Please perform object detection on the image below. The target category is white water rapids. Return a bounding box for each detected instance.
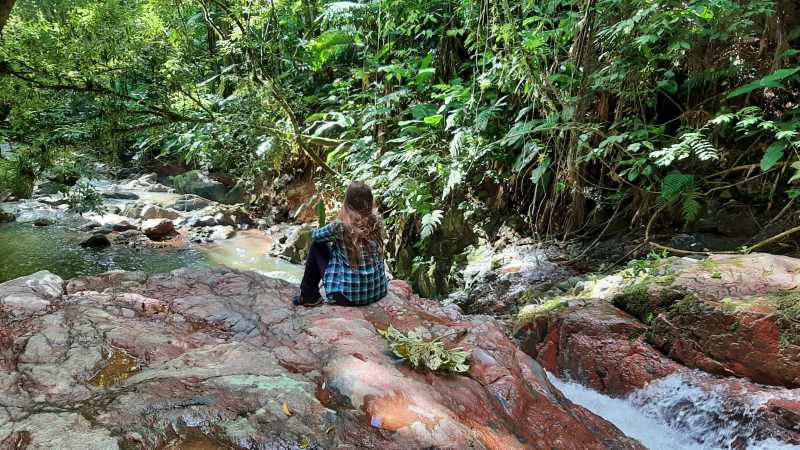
[549,371,800,450]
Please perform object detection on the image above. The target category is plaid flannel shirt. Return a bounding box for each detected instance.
[312,220,388,305]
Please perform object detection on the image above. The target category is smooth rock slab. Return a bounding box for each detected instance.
[0,268,643,450]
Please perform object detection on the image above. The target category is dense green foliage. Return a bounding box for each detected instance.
[1,0,799,295]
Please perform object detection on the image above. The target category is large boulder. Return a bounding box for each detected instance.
[170,170,228,203]
[141,218,175,240]
[448,242,577,315]
[139,204,180,220]
[0,268,644,450]
[588,253,800,388]
[165,194,212,212]
[515,297,685,397]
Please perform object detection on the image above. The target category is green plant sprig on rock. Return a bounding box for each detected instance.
[379,325,470,374]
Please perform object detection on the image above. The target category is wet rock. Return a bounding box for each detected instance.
[102,191,139,200]
[515,298,685,397]
[188,225,236,243]
[79,221,101,231]
[589,253,800,388]
[141,218,175,240]
[80,233,111,248]
[111,219,137,232]
[448,243,577,315]
[269,224,314,264]
[185,215,216,228]
[170,170,227,203]
[33,218,55,227]
[165,194,212,212]
[34,180,63,196]
[0,268,644,450]
[139,204,180,220]
[108,229,150,247]
[0,209,16,223]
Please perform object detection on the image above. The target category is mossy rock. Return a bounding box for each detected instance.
[611,277,686,324]
[170,170,228,203]
[517,298,569,325]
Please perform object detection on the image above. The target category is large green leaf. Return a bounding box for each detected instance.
[727,67,800,98]
[760,142,786,171]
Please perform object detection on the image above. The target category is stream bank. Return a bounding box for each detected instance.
[2,172,800,449]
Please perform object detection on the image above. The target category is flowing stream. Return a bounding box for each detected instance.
[0,179,303,284]
[551,371,800,450]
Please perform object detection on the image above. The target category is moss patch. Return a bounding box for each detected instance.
[667,294,703,319]
[774,292,800,348]
[517,298,569,324]
[612,280,653,323]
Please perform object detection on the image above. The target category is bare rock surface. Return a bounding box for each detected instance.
[515,298,685,397]
[141,218,175,240]
[592,253,800,388]
[0,268,644,450]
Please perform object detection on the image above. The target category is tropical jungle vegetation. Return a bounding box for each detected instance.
[1,0,799,295]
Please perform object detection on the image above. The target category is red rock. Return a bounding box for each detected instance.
[516,299,685,397]
[600,253,800,388]
[1,268,644,450]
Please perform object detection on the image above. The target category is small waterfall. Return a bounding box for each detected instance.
[549,371,800,450]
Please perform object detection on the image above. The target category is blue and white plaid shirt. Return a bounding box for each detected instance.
[312,220,388,305]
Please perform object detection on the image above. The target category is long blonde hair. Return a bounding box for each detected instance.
[338,181,384,267]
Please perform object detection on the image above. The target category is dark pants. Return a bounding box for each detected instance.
[300,242,351,305]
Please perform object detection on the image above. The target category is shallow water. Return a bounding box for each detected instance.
[0,211,302,284]
[199,230,303,284]
[550,372,800,450]
[0,220,206,282]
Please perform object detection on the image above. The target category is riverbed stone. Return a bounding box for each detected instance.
[165,194,212,212]
[80,233,111,248]
[170,170,227,202]
[102,191,139,200]
[0,209,16,223]
[0,268,644,450]
[141,218,175,240]
[139,204,180,220]
[270,224,314,264]
[33,218,55,227]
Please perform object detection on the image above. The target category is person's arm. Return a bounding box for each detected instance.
[312,221,343,243]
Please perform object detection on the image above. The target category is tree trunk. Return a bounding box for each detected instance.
[0,0,16,35]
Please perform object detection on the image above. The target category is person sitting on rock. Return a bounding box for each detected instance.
[293,181,388,307]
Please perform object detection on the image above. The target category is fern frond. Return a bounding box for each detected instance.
[682,189,702,223]
[660,171,694,203]
[420,210,443,240]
